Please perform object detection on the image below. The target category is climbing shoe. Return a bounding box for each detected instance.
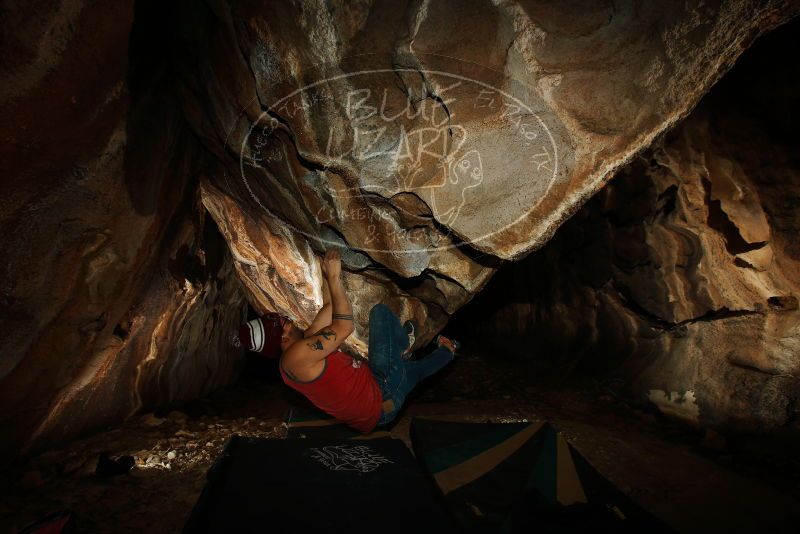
[435,335,460,354]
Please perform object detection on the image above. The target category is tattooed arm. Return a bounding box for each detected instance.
[324,248,355,339]
[284,249,354,366]
[303,275,332,338]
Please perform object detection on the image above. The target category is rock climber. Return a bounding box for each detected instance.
[231,248,459,432]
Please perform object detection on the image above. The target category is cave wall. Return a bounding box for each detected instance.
[0,1,247,455]
[170,0,798,355]
[1,0,799,455]
[458,19,800,430]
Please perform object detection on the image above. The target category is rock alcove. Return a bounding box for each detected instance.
[1,1,800,530]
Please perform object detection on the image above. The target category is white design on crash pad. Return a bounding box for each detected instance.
[310,445,394,473]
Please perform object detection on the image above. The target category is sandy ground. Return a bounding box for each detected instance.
[2,350,799,533]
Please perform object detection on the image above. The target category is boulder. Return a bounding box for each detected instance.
[171,0,798,352]
[457,18,800,430]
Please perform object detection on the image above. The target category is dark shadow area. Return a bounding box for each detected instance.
[704,16,800,150]
[124,0,182,215]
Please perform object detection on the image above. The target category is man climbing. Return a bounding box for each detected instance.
[232,248,458,433]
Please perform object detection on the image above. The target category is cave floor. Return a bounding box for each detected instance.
[2,350,800,533]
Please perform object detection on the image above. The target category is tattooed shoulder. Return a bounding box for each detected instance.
[314,329,337,341]
[307,339,324,350]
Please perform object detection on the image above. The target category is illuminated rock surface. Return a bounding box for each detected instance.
[174,0,797,351]
[0,0,798,453]
[457,22,800,430]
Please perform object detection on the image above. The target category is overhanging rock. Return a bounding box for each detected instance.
[175,0,798,353]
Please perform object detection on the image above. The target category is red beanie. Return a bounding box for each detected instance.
[238,313,283,359]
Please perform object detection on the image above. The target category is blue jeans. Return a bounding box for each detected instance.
[367,304,454,427]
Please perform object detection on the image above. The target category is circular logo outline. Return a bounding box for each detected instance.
[233,58,560,255]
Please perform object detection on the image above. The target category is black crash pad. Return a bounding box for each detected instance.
[410,418,669,532]
[184,435,453,533]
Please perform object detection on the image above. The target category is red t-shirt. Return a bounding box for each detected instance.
[280,350,382,433]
